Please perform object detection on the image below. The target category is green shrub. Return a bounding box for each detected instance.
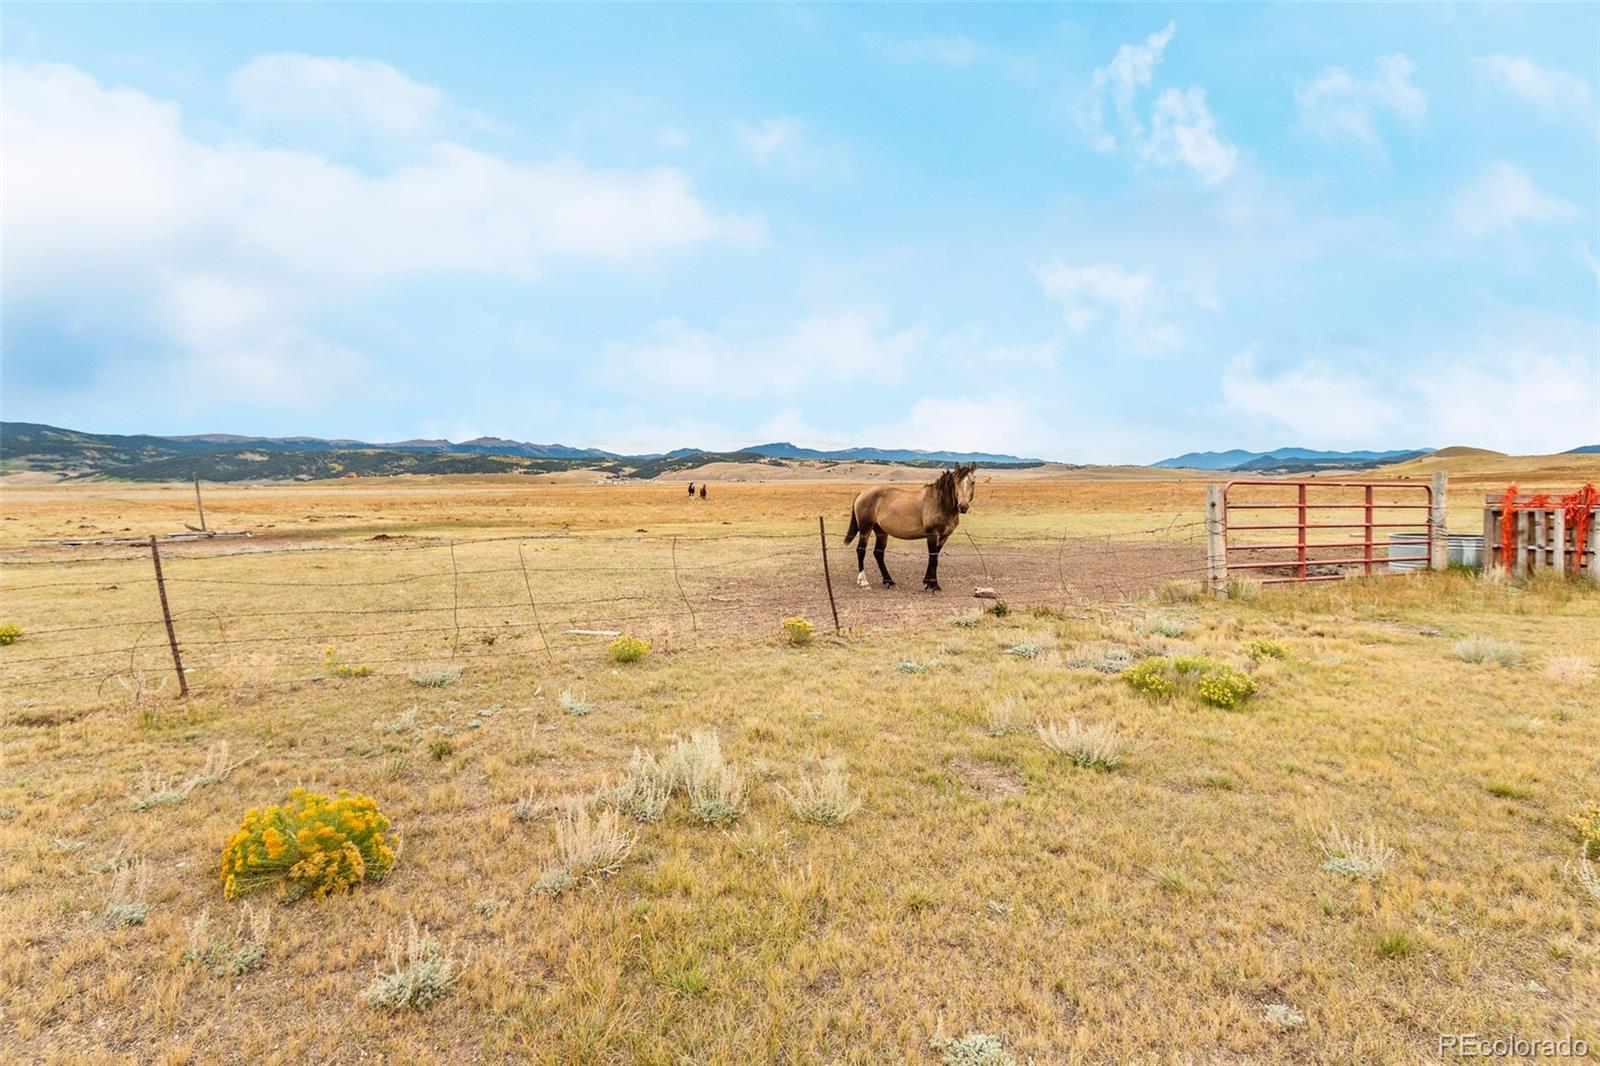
[0,622,22,646]
[184,905,271,977]
[609,635,650,663]
[1453,636,1523,667]
[986,600,1009,617]
[363,918,459,1010]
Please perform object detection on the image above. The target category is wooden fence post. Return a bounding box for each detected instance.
[1205,485,1227,598]
[148,536,189,697]
[193,474,207,533]
[1429,473,1448,571]
[818,516,841,635]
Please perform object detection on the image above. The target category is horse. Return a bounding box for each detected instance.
[699,484,707,499]
[843,463,976,592]
[687,482,695,497]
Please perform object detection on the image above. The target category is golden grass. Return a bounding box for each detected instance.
[1,478,1597,1061]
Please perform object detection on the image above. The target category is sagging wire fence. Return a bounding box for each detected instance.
[1,517,1208,700]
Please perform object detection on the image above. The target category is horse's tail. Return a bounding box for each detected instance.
[844,509,860,545]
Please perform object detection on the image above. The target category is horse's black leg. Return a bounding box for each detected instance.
[873,530,895,587]
[856,539,869,588]
[924,534,941,592]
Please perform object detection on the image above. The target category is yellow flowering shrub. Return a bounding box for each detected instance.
[324,646,374,678]
[781,617,815,646]
[1572,803,1600,859]
[1124,656,1256,710]
[1124,658,1174,698]
[220,789,395,903]
[1244,639,1289,661]
[0,622,21,646]
[609,636,650,663]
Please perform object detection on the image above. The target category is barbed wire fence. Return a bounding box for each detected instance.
[1,516,1208,701]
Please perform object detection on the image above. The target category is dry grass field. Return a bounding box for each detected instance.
[1,469,1597,1063]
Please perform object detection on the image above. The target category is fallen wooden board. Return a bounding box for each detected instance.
[564,628,622,638]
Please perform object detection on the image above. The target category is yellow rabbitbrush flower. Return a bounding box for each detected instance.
[219,789,395,903]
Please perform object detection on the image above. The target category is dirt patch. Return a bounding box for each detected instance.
[949,757,1025,798]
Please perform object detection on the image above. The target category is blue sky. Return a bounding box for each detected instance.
[3,3,1597,462]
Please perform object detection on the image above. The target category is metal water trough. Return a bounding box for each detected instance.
[1387,532,1483,572]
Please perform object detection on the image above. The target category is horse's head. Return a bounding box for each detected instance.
[940,463,978,514]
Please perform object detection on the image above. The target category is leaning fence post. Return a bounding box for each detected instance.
[192,474,207,532]
[817,516,841,635]
[148,535,189,697]
[1429,473,1448,571]
[1205,485,1227,598]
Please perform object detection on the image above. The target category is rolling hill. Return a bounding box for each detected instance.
[0,423,1041,482]
[1152,446,1431,471]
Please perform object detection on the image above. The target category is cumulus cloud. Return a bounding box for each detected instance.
[229,54,446,139]
[2,61,759,407]
[603,308,924,400]
[1035,262,1180,351]
[1451,161,1578,238]
[1477,54,1595,124]
[1076,22,1235,185]
[1221,315,1599,454]
[1296,54,1425,149]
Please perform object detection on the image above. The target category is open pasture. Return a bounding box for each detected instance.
[1,475,1597,1063]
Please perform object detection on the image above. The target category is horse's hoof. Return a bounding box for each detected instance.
[855,572,869,589]
[925,582,941,592]
[883,580,896,589]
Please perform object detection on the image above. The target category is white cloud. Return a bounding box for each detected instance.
[867,33,986,66]
[1451,161,1578,238]
[603,308,924,400]
[737,117,806,165]
[1143,87,1237,186]
[1296,54,1425,148]
[656,125,690,150]
[2,61,759,407]
[1477,54,1595,123]
[1082,21,1176,151]
[1035,262,1179,351]
[1221,314,1599,454]
[861,392,1054,457]
[1222,348,1398,442]
[1076,22,1235,185]
[229,54,445,139]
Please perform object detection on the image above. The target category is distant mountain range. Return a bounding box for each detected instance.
[1151,447,1432,472]
[1567,445,1600,455]
[0,423,1041,482]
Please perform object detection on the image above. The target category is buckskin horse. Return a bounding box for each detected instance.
[843,464,976,592]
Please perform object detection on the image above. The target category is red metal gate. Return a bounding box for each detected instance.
[1209,479,1439,586]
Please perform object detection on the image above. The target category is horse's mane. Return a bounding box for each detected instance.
[934,469,958,513]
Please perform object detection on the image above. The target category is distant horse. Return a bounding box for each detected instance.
[699,484,707,500]
[844,463,976,592]
[687,482,696,497]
